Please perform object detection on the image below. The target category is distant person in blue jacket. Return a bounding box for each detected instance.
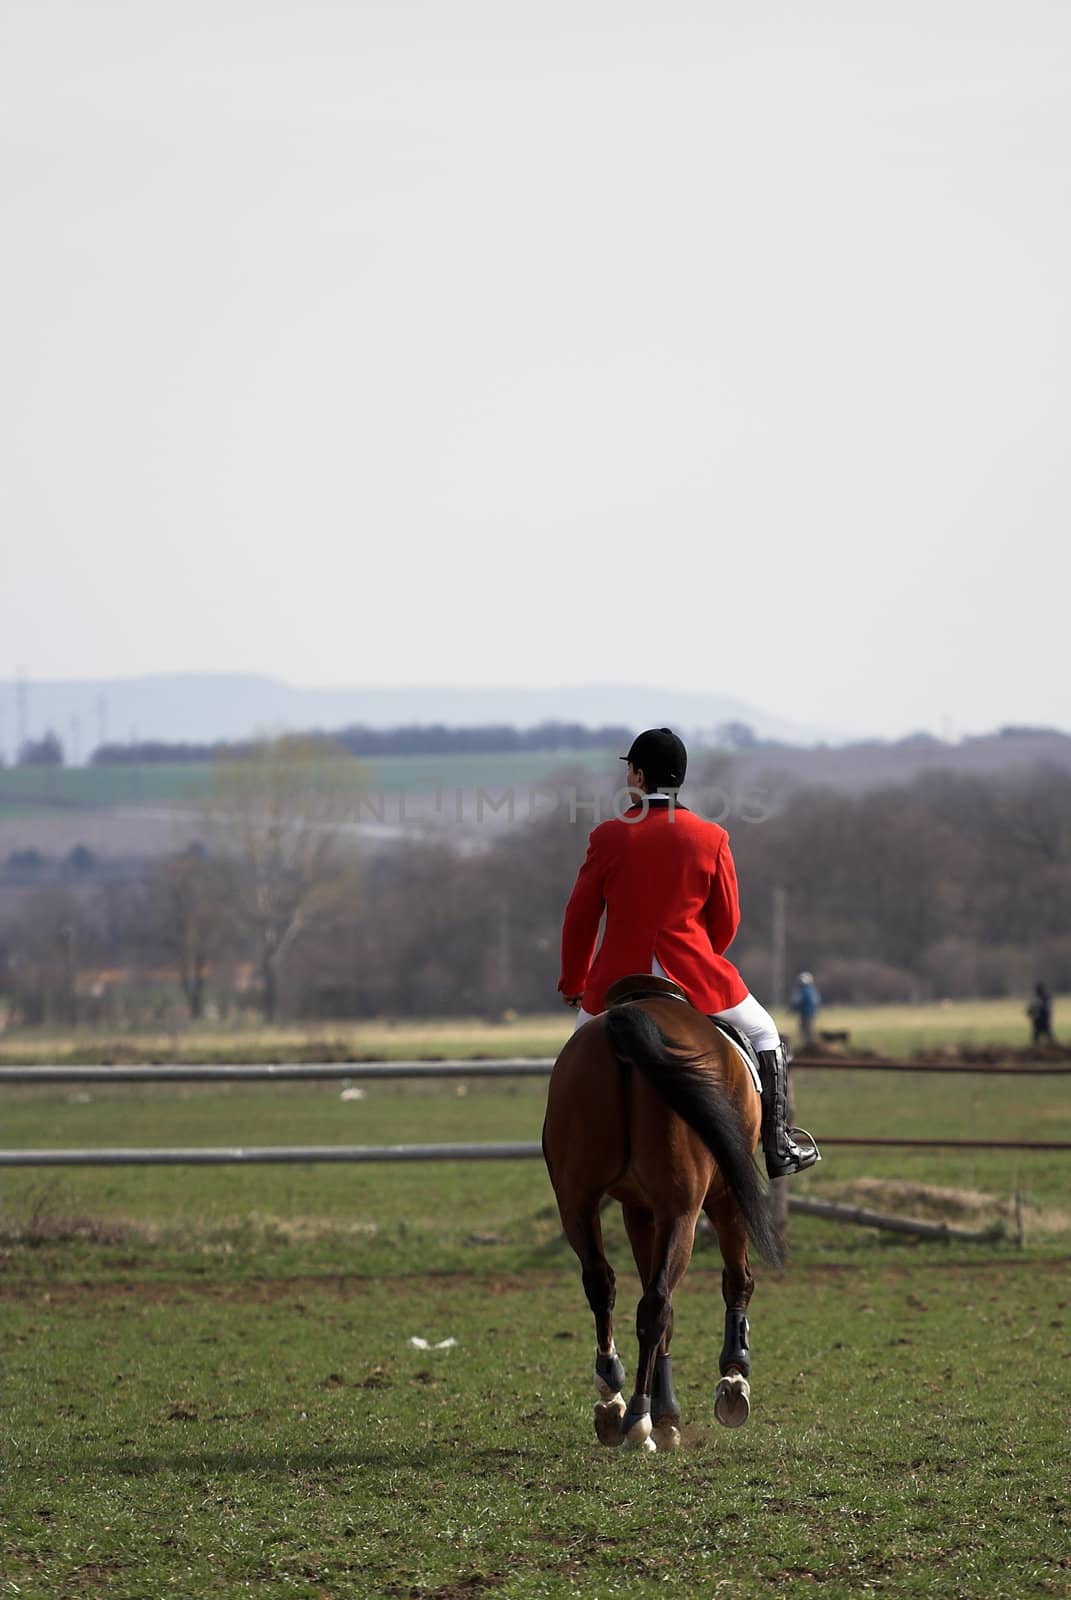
[790,971,821,1046]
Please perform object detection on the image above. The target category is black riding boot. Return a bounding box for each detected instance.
[757,1042,821,1179]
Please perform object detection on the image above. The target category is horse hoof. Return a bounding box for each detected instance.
[652,1419,682,1452]
[594,1396,626,1447]
[714,1374,751,1429]
[623,1412,653,1450]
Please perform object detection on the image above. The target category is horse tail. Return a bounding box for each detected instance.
[603,1005,784,1267]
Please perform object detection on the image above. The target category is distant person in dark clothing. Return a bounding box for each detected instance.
[1027,982,1053,1045]
[790,970,821,1046]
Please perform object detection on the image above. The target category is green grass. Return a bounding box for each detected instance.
[3,1252,1069,1597]
[2,1058,1069,1596]
[0,750,611,818]
[1,995,1067,1066]
[351,750,611,793]
[0,761,215,814]
[0,1015,578,1067]
[1,1067,1068,1270]
[800,997,1070,1058]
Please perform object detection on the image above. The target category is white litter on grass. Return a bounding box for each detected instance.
[339,1087,367,1101]
[407,1336,459,1350]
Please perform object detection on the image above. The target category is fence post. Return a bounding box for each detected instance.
[770,1068,796,1258]
[770,1176,788,1257]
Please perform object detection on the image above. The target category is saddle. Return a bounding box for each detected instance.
[711,1018,763,1091]
[603,972,763,1093]
[603,973,689,1008]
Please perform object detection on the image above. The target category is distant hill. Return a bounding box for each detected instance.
[2,674,846,758]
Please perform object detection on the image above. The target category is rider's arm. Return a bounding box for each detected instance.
[558,829,607,999]
[703,834,742,955]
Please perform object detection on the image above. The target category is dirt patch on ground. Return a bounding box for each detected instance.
[0,1194,381,1252]
[817,1177,1071,1236]
[795,1040,1071,1065]
[0,1266,541,1306]
[923,1042,1071,1064]
[4,1256,1071,1308]
[0,1204,160,1250]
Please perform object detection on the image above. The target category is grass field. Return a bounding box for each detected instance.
[0,750,610,819]
[2,1024,1069,1597]
[5,1257,1069,1599]
[1,995,1066,1065]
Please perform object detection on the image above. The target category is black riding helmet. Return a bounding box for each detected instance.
[620,727,688,790]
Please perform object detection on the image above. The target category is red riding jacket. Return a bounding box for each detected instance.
[558,798,750,1016]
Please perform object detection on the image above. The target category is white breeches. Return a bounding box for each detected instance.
[574,957,780,1053]
[711,993,780,1053]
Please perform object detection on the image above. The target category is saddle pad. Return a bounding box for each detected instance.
[713,1020,762,1097]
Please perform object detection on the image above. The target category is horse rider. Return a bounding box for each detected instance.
[558,726,820,1179]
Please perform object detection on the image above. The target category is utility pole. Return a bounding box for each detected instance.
[769,883,790,1254]
[15,668,28,760]
[496,894,512,1010]
[771,885,787,1008]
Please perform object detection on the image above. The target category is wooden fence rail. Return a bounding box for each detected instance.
[1,1056,1067,1165]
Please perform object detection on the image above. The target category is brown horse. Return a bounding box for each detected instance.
[542,975,783,1452]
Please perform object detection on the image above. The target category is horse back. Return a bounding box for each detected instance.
[623,999,760,1206]
[543,1001,760,1208]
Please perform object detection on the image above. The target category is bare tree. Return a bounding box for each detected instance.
[202,737,362,1021]
[143,844,235,1019]
[3,886,99,1024]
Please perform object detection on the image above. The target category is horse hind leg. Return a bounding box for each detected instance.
[714,1318,752,1428]
[707,1198,756,1429]
[559,1202,629,1446]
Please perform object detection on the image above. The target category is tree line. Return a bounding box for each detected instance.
[88,721,633,765]
[1,745,1068,1026]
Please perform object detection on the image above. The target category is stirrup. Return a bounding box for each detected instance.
[765,1126,821,1180]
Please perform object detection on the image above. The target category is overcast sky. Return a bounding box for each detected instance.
[2,1,1068,740]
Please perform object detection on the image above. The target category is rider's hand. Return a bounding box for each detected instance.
[562,994,583,1010]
